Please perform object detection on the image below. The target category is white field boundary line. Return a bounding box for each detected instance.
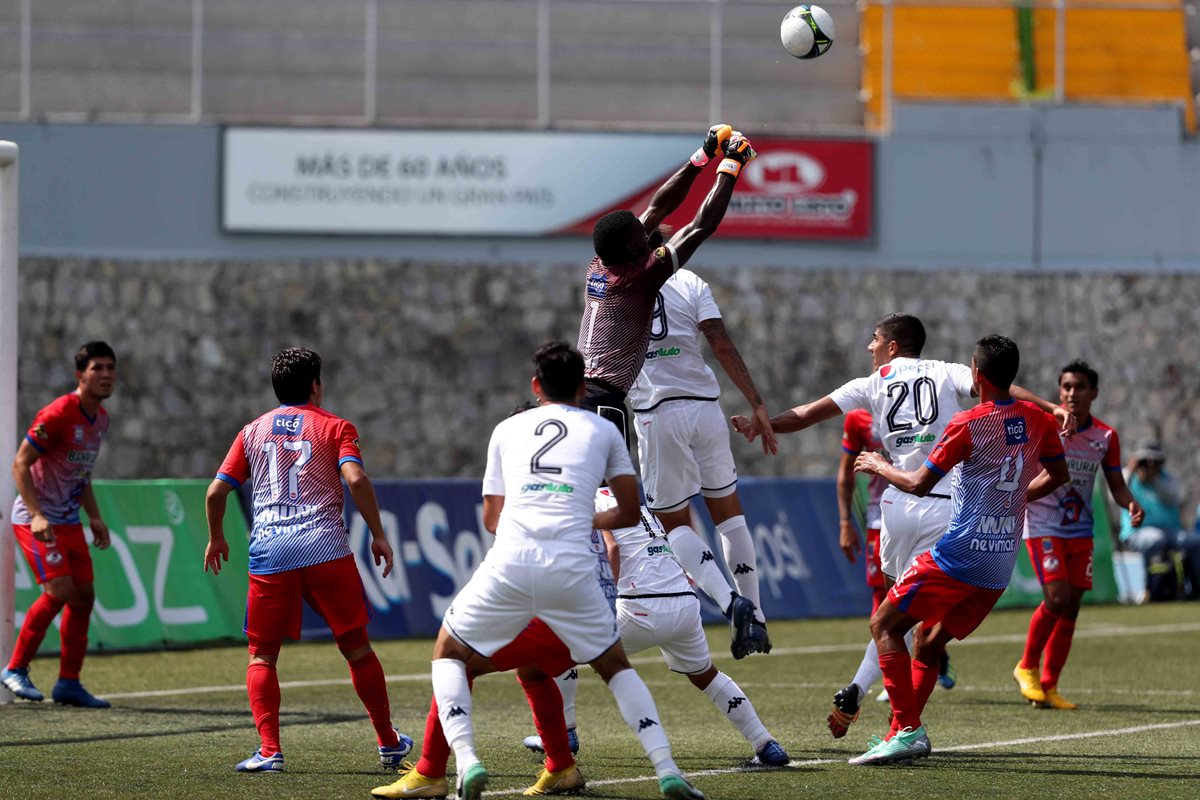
[482,719,1200,797]
[100,620,1200,701]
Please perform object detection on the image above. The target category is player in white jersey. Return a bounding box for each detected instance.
[430,341,704,800]
[731,313,1072,739]
[629,267,776,659]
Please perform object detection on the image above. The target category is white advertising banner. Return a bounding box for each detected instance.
[222,128,693,235]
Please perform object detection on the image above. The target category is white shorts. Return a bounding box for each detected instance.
[616,594,711,675]
[443,544,619,664]
[634,400,737,513]
[878,485,954,580]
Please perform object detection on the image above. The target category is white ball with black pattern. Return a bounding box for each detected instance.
[780,5,835,60]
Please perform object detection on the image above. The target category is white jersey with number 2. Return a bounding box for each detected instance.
[828,357,974,493]
[483,403,635,550]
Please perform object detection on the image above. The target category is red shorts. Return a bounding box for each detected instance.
[887,551,1004,640]
[14,523,93,584]
[865,528,884,588]
[246,555,370,649]
[491,618,576,677]
[1027,536,1093,590]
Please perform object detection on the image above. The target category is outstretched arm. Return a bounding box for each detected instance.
[733,396,842,442]
[699,317,776,455]
[667,135,756,268]
[1011,384,1077,435]
[855,451,941,497]
[640,124,731,233]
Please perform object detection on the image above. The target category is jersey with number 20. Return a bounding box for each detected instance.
[217,404,363,575]
[829,357,975,493]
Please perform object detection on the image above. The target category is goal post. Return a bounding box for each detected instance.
[0,141,18,703]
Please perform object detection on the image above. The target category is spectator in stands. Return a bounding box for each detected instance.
[1119,440,1200,599]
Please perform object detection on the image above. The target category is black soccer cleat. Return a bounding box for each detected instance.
[827,684,862,739]
[728,595,759,660]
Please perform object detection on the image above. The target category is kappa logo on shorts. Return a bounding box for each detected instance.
[272,415,304,436]
[1043,556,1061,572]
[1004,417,1028,445]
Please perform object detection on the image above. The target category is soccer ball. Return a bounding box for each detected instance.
[780,5,835,60]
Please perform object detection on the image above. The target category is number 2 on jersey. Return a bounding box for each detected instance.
[262,440,312,500]
[531,420,568,475]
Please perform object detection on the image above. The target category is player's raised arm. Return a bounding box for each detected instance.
[855,452,944,497]
[732,396,842,442]
[1010,384,1077,435]
[699,317,777,455]
[666,134,757,269]
[639,124,731,234]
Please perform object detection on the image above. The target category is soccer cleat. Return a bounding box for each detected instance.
[522,764,585,796]
[235,749,285,773]
[380,728,416,770]
[51,678,111,708]
[849,726,931,766]
[875,687,890,703]
[371,762,449,798]
[846,734,887,766]
[1,667,45,701]
[1012,663,1046,704]
[751,739,790,767]
[748,620,773,654]
[522,727,580,755]
[1038,688,1077,710]
[937,650,957,689]
[659,773,705,799]
[728,595,759,660]
[827,684,862,739]
[456,762,488,800]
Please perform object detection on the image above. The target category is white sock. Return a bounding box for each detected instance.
[557,667,579,729]
[701,671,771,751]
[431,658,479,770]
[667,524,735,613]
[606,668,678,778]
[851,629,914,697]
[716,516,764,623]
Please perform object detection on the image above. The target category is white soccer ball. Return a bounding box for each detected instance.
[780,4,835,60]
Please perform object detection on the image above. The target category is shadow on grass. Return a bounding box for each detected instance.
[931,750,1195,781]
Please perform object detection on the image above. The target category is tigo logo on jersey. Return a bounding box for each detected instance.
[1004,418,1028,445]
[272,415,304,436]
[587,274,608,299]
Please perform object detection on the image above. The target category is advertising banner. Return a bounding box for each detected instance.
[223,128,873,240]
[14,480,250,653]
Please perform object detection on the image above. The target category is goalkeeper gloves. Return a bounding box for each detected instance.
[717,133,756,178]
[691,124,733,167]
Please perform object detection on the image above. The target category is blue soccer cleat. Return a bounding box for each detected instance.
[937,651,957,690]
[522,727,580,755]
[728,595,759,660]
[1,667,45,702]
[51,678,110,708]
[380,728,415,770]
[235,749,285,773]
[751,739,790,767]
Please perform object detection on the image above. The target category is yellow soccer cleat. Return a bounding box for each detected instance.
[523,764,586,796]
[371,762,449,799]
[1012,663,1046,704]
[1039,688,1077,710]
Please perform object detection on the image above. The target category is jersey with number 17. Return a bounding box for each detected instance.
[217,404,363,575]
[829,358,975,494]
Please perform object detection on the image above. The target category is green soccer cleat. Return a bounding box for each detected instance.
[660,773,705,799]
[456,763,488,800]
[848,726,931,766]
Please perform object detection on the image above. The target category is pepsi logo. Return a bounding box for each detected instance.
[880,365,893,379]
[743,151,826,194]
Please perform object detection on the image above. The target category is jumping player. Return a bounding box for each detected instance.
[430,341,704,800]
[1014,360,1144,710]
[2,342,117,708]
[850,334,1069,765]
[732,314,1071,738]
[203,347,412,773]
[628,267,775,658]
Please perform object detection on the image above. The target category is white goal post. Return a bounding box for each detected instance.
[0,141,18,703]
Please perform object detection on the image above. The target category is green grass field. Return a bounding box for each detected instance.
[2,603,1198,800]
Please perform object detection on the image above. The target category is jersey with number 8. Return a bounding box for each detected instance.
[484,404,635,550]
[828,357,974,492]
[217,404,362,575]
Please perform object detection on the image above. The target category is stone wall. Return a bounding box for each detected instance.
[16,258,1200,525]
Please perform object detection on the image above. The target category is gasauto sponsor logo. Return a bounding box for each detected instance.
[644,346,681,360]
[893,433,936,447]
[520,482,574,494]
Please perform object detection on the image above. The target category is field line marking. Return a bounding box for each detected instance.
[482,719,1200,796]
[100,620,1200,701]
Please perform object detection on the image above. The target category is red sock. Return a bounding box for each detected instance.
[879,649,919,732]
[9,592,66,670]
[1020,603,1059,670]
[58,601,92,680]
[911,658,940,720]
[348,652,397,747]
[1041,616,1076,690]
[247,662,281,755]
[519,673,574,774]
[416,695,451,779]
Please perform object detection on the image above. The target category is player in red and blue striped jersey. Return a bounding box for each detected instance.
[849,335,1070,766]
[203,347,411,773]
[1014,361,1143,710]
[3,342,116,708]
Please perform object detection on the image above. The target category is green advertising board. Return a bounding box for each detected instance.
[14,480,250,652]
